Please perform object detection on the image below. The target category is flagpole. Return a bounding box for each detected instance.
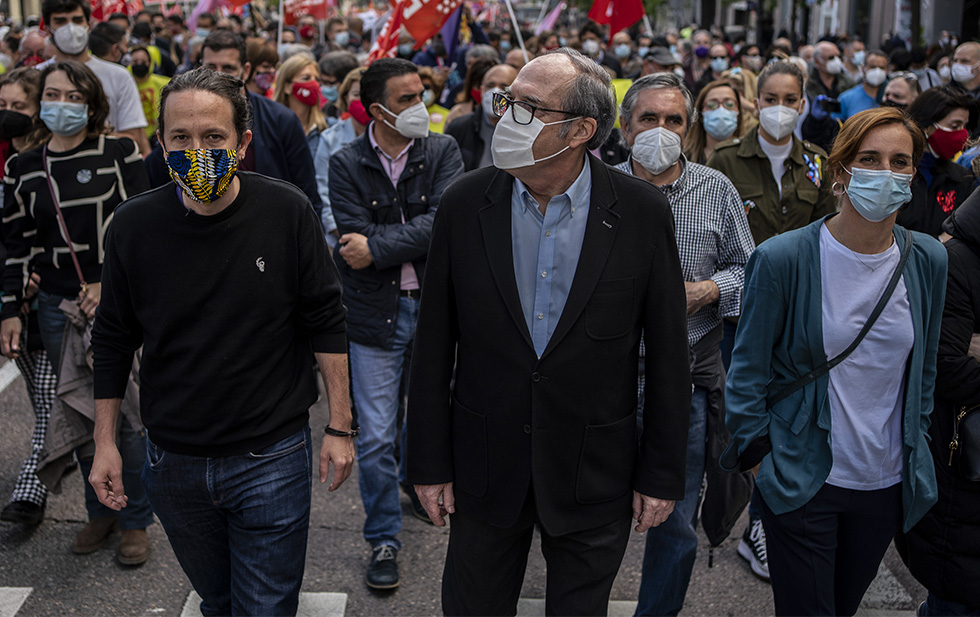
[277,0,284,50]
[535,0,550,29]
[503,0,528,63]
[642,13,653,36]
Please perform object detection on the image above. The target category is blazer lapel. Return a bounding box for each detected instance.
[480,168,534,350]
[541,156,620,359]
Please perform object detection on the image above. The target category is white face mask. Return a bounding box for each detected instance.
[758,104,799,141]
[940,65,952,80]
[864,67,887,87]
[491,109,578,170]
[582,39,600,57]
[852,50,866,66]
[378,101,430,139]
[825,57,844,75]
[482,87,502,119]
[53,22,89,55]
[631,127,682,175]
[952,62,976,84]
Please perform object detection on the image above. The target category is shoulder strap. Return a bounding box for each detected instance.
[767,228,914,408]
[42,145,86,291]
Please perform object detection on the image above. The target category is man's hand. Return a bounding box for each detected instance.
[415,483,455,527]
[1,316,23,359]
[685,280,719,315]
[338,233,374,269]
[79,282,101,320]
[319,433,355,491]
[89,443,129,510]
[632,491,675,533]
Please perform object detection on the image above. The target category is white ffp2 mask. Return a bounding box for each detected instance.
[631,127,682,175]
[491,109,578,170]
[378,101,430,139]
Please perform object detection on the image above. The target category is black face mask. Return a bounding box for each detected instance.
[0,109,33,139]
[880,99,907,111]
[132,63,151,78]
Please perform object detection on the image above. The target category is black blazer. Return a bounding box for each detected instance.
[407,155,692,535]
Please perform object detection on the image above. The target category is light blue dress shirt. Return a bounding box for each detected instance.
[511,158,592,357]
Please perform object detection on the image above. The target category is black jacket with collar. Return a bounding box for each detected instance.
[329,130,463,349]
[406,155,692,535]
[445,110,486,172]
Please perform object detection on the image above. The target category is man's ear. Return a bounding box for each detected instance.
[568,117,597,150]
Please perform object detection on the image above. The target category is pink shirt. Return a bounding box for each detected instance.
[368,123,419,291]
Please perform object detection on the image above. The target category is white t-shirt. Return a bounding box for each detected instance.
[758,133,793,200]
[819,223,912,491]
[85,56,147,133]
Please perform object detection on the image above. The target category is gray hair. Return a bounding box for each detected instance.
[544,47,616,150]
[466,44,500,65]
[619,72,696,133]
[280,44,314,63]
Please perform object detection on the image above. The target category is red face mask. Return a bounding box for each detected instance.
[299,25,317,40]
[470,87,482,105]
[291,80,320,107]
[929,123,969,160]
[348,99,371,126]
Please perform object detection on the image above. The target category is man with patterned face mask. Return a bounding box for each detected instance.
[616,72,756,617]
[90,67,353,617]
[407,49,692,616]
[328,57,464,591]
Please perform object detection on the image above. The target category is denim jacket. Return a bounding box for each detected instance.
[329,131,463,349]
[720,215,947,532]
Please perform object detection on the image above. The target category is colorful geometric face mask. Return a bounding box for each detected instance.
[166,148,239,204]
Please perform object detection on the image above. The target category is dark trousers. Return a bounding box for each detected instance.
[442,489,632,616]
[759,482,902,617]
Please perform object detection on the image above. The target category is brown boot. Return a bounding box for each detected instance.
[72,516,118,554]
[117,528,149,566]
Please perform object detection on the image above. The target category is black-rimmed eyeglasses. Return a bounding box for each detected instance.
[491,91,578,125]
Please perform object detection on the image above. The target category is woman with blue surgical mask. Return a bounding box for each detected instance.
[684,80,751,164]
[724,107,944,617]
[0,60,153,565]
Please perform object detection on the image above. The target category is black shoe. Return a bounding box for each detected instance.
[366,545,400,589]
[1,501,45,525]
[737,517,770,582]
[402,484,433,525]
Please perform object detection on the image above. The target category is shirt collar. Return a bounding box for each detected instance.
[513,156,592,217]
[368,120,414,163]
[627,154,689,193]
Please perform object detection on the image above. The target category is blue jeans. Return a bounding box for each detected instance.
[38,290,153,528]
[635,387,708,617]
[349,296,418,550]
[922,593,980,616]
[142,425,313,617]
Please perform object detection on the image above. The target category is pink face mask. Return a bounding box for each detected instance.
[348,99,371,126]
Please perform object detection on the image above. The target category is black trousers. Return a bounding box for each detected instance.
[759,482,902,617]
[442,489,633,616]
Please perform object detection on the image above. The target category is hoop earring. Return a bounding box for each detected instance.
[832,181,844,197]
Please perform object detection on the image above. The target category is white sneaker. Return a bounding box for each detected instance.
[737,517,771,581]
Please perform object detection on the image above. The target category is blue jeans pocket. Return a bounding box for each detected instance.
[146,438,166,469]
[248,435,306,459]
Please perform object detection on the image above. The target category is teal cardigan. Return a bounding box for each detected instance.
[720,215,947,532]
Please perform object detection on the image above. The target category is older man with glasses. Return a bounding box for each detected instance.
[407,48,692,616]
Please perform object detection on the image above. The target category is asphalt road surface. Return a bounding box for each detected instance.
[0,359,925,616]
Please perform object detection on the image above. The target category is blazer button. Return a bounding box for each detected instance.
[523,424,531,434]
[531,372,541,382]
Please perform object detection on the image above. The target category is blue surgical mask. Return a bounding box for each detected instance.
[710,57,730,73]
[702,107,738,140]
[559,37,568,47]
[501,40,512,52]
[40,101,89,137]
[398,44,413,56]
[422,88,435,107]
[196,28,210,38]
[843,166,913,222]
[333,31,350,47]
[637,46,650,58]
[615,43,631,59]
[321,84,339,103]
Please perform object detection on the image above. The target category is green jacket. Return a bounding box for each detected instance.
[707,126,836,245]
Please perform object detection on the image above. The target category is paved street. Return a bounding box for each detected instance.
[0,359,925,616]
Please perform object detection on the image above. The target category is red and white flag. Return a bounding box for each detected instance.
[366,1,406,64]
[283,0,330,26]
[587,0,643,42]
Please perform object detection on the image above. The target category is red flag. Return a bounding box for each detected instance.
[366,0,406,65]
[587,0,643,42]
[283,0,329,25]
[400,0,462,50]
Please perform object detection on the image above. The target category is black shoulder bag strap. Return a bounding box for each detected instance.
[767,228,914,408]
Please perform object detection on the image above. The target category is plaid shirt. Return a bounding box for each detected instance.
[616,156,755,346]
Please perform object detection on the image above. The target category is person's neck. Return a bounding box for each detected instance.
[759,126,792,147]
[632,157,681,188]
[11,135,28,152]
[828,207,895,254]
[135,74,148,85]
[968,76,980,92]
[289,100,312,132]
[371,121,411,159]
[352,118,366,136]
[513,153,586,216]
[862,82,879,97]
[181,175,240,216]
[819,70,835,90]
[844,59,858,72]
[54,49,89,64]
[47,131,87,153]
[705,134,720,157]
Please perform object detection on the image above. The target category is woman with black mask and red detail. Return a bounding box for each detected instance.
[899,85,979,237]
